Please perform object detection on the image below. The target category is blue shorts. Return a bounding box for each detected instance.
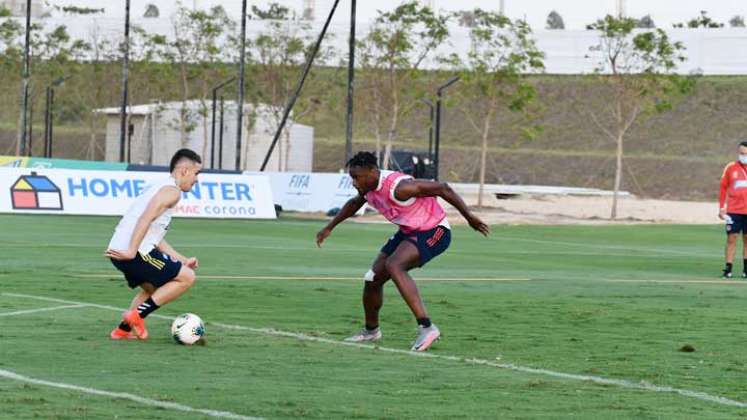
[726,213,747,235]
[111,248,182,289]
[381,225,451,267]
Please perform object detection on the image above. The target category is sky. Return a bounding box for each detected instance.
[44,0,747,29]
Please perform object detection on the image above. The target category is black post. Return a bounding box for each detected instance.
[218,96,225,170]
[48,87,55,158]
[127,122,134,163]
[211,77,235,169]
[421,99,434,161]
[119,0,131,162]
[18,0,32,156]
[43,87,51,158]
[344,0,356,164]
[260,0,342,171]
[235,0,248,171]
[434,76,460,181]
[28,99,33,156]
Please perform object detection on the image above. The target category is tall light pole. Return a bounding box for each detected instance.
[235,0,248,171]
[119,0,131,162]
[44,76,70,158]
[17,0,32,156]
[210,77,235,169]
[434,76,460,181]
[344,0,356,163]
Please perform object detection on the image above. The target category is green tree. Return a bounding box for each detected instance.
[135,3,237,156]
[358,0,449,167]
[448,10,544,207]
[586,15,693,219]
[249,12,328,171]
[673,11,724,28]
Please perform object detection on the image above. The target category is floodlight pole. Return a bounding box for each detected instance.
[119,0,131,162]
[260,0,342,171]
[344,0,356,164]
[211,77,235,169]
[421,99,434,161]
[17,0,32,156]
[235,0,248,171]
[218,96,225,170]
[44,76,70,158]
[434,76,460,182]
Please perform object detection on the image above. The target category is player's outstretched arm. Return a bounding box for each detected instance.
[157,239,198,268]
[394,179,489,237]
[316,195,367,247]
[105,186,181,260]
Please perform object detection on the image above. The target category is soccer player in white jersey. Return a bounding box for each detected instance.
[105,149,202,340]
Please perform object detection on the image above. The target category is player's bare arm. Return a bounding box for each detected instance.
[316,194,367,247]
[157,238,198,269]
[394,179,490,236]
[105,186,181,260]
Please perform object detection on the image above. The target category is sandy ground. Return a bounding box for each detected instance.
[350,192,721,226]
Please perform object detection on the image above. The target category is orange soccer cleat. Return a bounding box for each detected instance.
[110,326,137,340]
[122,309,149,340]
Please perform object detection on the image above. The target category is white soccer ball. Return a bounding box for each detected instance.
[171,313,205,345]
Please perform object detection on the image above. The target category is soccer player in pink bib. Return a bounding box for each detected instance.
[316,152,489,351]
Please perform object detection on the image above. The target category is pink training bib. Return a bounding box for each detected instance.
[365,170,446,234]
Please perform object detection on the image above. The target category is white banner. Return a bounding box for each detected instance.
[247,171,361,213]
[0,168,276,219]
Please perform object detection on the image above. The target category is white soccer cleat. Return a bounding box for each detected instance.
[344,327,382,343]
[411,324,440,352]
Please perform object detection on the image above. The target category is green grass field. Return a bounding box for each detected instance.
[1,214,747,419]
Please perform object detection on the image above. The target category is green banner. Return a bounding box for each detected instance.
[0,156,126,171]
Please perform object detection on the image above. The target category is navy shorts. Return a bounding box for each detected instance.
[381,225,451,267]
[110,248,182,289]
[726,213,747,235]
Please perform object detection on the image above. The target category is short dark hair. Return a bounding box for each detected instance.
[740,141,747,148]
[169,148,202,172]
[346,151,378,169]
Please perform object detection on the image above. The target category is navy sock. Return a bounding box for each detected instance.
[365,324,379,331]
[137,298,159,319]
[417,318,431,328]
[118,322,131,332]
[726,263,733,272]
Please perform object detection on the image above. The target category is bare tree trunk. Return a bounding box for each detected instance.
[478,113,492,208]
[283,128,291,171]
[611,130,624,220]
[382,100,398,170]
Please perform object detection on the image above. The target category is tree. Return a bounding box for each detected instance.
[729,15,745,28]
[637,15,655,29]
[249,5,329,171]
[673,11,724,28]
[250,3,291,20]
[447,10,544,207]
[134,4,237,158]
[357,1,449,168]
[586,15,693,219]
[546,11,564,30]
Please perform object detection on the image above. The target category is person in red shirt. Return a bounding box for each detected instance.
[718,141,747,278]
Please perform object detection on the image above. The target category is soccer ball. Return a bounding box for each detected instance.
[171,313,205,345]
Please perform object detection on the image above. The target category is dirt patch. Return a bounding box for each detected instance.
[349,193,719,226]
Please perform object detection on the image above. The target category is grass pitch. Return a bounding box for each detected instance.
[1,214,746,419]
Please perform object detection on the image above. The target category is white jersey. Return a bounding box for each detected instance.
[108,177,179,255]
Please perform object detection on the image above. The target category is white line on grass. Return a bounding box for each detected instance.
[0,304,88,317]
[74,273,531,282]
[0,368,261,420]
[4,292,747,410]
[601,279,747,285]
